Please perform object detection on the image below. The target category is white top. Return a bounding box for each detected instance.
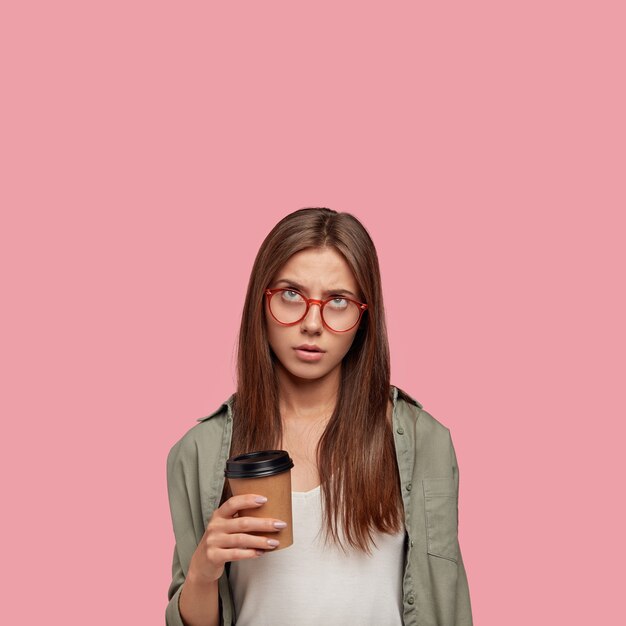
[228,485,405,626]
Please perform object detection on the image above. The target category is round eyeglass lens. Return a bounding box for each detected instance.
[322,298,361,331]
[269,290,307,324]
[269,290,361,332]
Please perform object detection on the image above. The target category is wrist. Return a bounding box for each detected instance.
[187,565,221,588]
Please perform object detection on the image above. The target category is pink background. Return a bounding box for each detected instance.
[2,2,624,624]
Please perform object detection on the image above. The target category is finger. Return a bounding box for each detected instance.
[221,532,281,551]
[217,494,269,518]
[217,547,267,562]
[224,516,287,534]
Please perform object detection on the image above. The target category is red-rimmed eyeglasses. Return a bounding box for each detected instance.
[265,288,368,333]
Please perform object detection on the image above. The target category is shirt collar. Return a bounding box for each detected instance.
[196,393,235,423]
[195,386,422,423]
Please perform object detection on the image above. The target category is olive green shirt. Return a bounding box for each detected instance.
[166,385,473,625]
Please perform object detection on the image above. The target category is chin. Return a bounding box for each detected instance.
[279,357,338,382]
[287,366,329,381]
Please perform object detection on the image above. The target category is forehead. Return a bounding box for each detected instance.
[273,247,359,292]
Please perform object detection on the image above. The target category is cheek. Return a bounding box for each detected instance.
[265,320,280,351]
[264,305,280,346]
[265,318,292,353]
[333,330,359,358]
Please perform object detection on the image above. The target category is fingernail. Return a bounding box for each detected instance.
[267,539,280,548]
[255,496,268,504]
[255,550,264,556]
[273,521,287,529]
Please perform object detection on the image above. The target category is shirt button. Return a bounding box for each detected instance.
[406,483,412,491]
[410,540,414,547]
[407,596,415,605]
[396,427,404,435]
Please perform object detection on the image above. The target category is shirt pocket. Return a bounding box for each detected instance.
[422,477,459,563]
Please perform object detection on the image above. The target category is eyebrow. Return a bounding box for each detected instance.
[273,278,357,298]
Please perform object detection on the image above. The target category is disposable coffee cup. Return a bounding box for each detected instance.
[225,450,295,550]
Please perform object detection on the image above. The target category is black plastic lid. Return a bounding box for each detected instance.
[225,450,294,479]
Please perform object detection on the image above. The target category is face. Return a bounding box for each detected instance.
[264,247,364,383]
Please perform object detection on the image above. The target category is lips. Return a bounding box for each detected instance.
[294,344,325,352]
[293,345,325,362]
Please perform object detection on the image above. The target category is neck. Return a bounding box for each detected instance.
[276,363,340,421]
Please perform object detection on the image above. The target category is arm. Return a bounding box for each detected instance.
[448,430,474,626]
[178,576,220,626]
[165,437,288,625]
[165,545,219,626]
[165,439,219,626]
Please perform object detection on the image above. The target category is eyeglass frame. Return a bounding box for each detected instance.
[264,287,368,333]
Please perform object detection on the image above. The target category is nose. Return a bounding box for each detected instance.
[300,302,324,334]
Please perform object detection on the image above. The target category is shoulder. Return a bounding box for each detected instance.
[392,384,452,440]
[392,385,461,479]
[166,393,234,471]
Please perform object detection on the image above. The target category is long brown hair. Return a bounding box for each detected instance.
[231,207,403,553]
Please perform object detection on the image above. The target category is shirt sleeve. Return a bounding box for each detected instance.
[165,546,186,626]
[449,430,474,626]
[165,437,207,626]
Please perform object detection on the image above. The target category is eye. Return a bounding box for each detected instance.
[282,289,303,302]
[328,297,349,309]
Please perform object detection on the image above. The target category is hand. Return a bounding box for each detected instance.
[187,494,287,584]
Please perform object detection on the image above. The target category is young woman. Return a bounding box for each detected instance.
[166,208,473,626]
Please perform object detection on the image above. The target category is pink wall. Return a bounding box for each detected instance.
[2,2,624,624]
